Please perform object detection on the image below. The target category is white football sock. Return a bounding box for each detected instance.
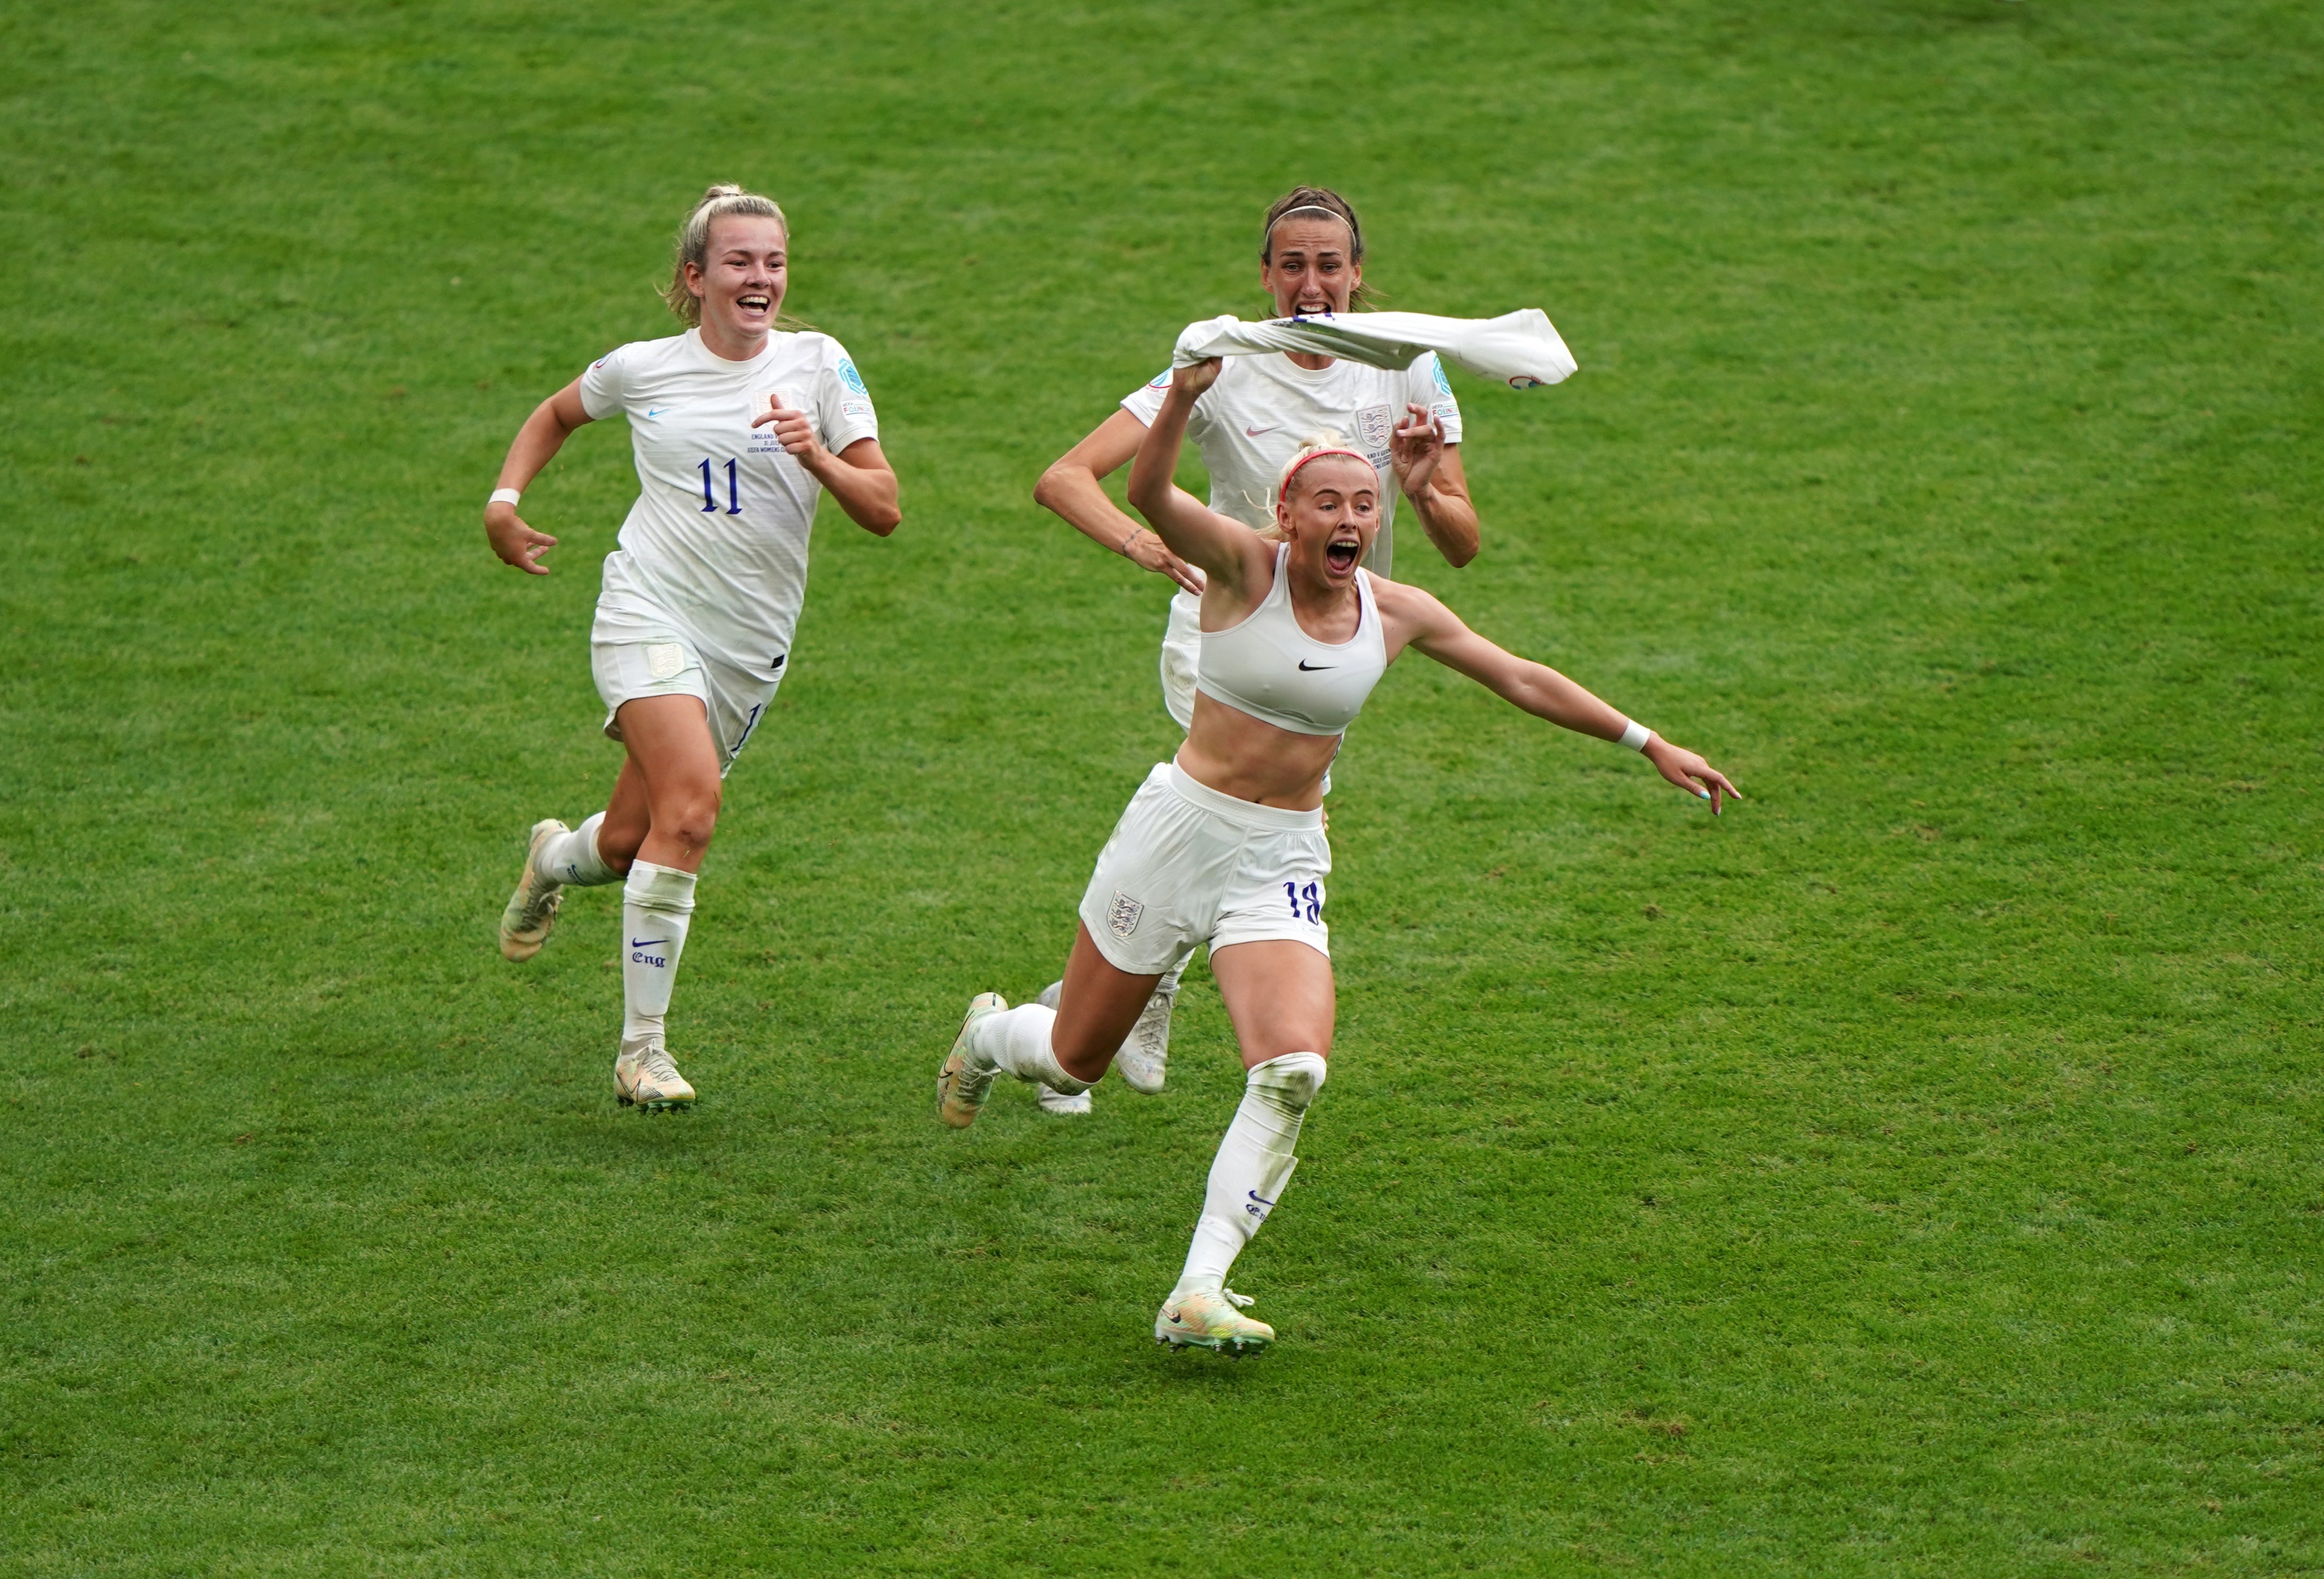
[620,860,696,1047]
[542,813,618,887]
[966,1003,1092,1095]
[1172,1052,1328,1299]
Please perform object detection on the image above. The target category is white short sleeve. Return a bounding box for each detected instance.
[817,339,880,453]
[578,344,629,421]
[1120,368,1220,449]
[1408,352,1464,445]
[1119,368,1173,426]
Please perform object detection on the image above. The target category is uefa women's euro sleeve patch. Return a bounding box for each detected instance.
[825,347,878,445]
[578,344,628,422]
[1413,353,1464,443]
[1118,370,1174,427]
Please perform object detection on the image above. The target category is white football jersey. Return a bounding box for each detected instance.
[1119,347,1460,580]
[579,327,879,673]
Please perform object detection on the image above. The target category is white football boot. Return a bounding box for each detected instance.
[614,1038,695,1111]
[936,993,1007,1129]
[1155,1287,1273,1356]
[1114,973,1178,1095]
[497,818,568,961]
[1035,973,1176,1097]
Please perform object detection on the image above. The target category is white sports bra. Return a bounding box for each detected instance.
[1196,546,1389,737]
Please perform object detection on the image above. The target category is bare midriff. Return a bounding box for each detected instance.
[1173,690,1342,810]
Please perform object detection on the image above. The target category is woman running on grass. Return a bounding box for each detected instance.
[484,183,899,1111]
[939,356,1740,1354]
[1027,184,1480,1114]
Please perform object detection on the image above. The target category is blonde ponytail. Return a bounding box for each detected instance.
[661,183,795,326]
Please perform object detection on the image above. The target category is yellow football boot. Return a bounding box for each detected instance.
[936,992,1008,1128]
[1155,1287,1274,1356]
[497,818,568,961]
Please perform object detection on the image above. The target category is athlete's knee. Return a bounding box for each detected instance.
[1049,1008,1117,1083]
[1054,1038,1112,1086]
[1247,1050,1327,1114]
[595,813,648,873]
[654,786,722,852]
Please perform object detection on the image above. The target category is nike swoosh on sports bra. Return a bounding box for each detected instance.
[1196,544,1388,736]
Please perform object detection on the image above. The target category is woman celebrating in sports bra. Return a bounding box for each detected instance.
[1027,184,1480,1113]
[939,356,1741,1355]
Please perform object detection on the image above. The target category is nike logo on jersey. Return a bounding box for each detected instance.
[1244,424,1277,437]
[1298,660,1334,671]
[644,408,667,417]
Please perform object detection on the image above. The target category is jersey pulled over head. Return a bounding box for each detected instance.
[1260,185,1370,318]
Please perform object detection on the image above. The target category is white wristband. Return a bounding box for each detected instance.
[488,488,522,508]
[1618,720,1653,751]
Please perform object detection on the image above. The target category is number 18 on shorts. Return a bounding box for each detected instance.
[1076,762,1332,976]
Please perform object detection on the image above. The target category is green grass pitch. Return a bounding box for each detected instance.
[4,0,2319,1572]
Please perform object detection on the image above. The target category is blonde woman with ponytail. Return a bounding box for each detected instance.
[939,361,1740,1356]
[481,184,899,1111]
[1025,184,1484,1116]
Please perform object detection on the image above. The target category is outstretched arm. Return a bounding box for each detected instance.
[484,378,594,575]
[1124,358,1269,595]
[1034,410,1204,594]
[1391,585,1743,812]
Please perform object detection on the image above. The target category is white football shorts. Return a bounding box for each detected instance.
[589,608,782,776]
[1078,761,1332,976]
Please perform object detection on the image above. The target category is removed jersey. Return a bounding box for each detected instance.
[579,327,879,672]
[1173,308,1577,390]
[1119,349,1459,580]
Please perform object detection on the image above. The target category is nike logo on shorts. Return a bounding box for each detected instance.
[1245,424,1277,437]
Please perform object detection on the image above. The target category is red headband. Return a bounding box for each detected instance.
[1277,447,1376,505]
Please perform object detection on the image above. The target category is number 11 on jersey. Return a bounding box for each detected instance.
[698,458,742,515]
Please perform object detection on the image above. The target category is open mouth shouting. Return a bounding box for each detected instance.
[1325,533,1362,575]
[736,292,774,319]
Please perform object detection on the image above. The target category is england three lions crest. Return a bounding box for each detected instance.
[1106,890,1144,940]
[1355,403,1394,466]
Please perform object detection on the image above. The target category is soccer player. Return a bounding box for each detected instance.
[938,356,1740,1353]
[483,184,899,1110]
[1028,184,1480,1113]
